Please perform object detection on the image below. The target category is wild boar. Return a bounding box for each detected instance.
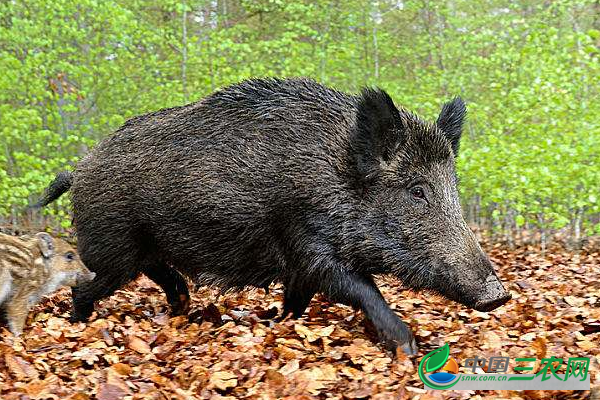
[36,78,510,354]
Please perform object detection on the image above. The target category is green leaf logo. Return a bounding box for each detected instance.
[419,343,459,390]
[425,343,450,372]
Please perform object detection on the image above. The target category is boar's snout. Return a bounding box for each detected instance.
[472,273,511,312]
[474,294,511,312]
[437,231,512,312]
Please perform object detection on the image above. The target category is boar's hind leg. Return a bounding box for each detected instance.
[280,285,316,320]
[71,242,143,322]
[144,264,190,316]
[70,284,95,322]
[323,271,417,355]
[70,266,136,322]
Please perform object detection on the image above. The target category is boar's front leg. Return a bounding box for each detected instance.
[323,270,417,355]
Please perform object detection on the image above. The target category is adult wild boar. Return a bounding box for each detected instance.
[36,78,511,354]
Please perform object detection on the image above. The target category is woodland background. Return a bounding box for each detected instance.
[0,0,599,249]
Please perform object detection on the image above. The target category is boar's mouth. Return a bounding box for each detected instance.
[473,293,512,312]
[444,288,511,313]
[415,265,511,312]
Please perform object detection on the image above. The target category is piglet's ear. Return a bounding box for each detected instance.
[353,88,405,180]
[35,232,55,259]
[436,97,466,156]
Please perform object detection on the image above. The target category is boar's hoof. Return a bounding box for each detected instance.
[401,337,418,356]
[171,294,191,316]
[69,301,94,322]
[69,314,88,323]
[378,323,418,355]
[381,335,418,356]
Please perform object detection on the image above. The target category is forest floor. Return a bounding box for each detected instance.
[0,245,598,399]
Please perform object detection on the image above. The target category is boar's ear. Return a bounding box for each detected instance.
[436,97,466,156]
[354,88,405,179]
[35,232,55,259]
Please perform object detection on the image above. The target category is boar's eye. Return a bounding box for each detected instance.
[410,186,426,201]
[65,252,76,262]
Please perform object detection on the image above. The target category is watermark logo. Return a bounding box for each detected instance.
[418,343,459,389]
[419,343,591,390]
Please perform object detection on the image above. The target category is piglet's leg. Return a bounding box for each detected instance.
[5,294,29,336]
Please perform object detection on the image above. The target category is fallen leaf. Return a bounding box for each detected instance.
[279,359,300,375]
[5,353,39,381]
[110,363,132,376]
[97,383,127,400]
[564,296,585,307]
[127,336,151,354]
[209,371,238,391]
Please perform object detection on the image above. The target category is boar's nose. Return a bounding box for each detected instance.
[473,274,511,312]
[474,293,511,312]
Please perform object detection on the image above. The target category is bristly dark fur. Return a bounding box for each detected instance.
[355,88,404,161]
[36,77,509,354]
[352,88,404,186]
[436,97,466,155]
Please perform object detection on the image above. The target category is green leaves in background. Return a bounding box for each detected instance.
[0,0,598,243]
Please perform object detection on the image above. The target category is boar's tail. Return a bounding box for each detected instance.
[31,171,73,208]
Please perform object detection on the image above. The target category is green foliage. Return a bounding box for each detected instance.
[0,0,598,242]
